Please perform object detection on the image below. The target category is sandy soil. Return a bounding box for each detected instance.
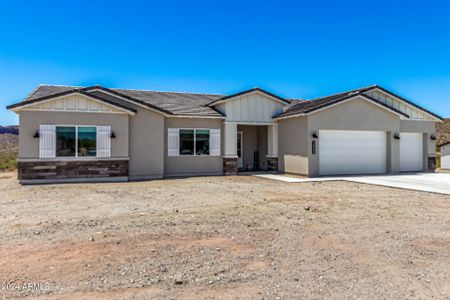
[0,172,450,299]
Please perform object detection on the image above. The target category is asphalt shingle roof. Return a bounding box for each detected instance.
[111,88,224,116]
[17,85,225,116]
[276,86,375,118]
[8,84,443,121]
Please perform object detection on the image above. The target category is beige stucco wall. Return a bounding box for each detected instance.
[88,91,165,179]
[164,118,223,176]
[128,108,165,179]
[18,111,129,159]
[307,97,402,176]
[278,116,309,175]
[279,97,438,176]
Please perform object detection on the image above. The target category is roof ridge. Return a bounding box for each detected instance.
[38,84,84,88]
[111,87,224,97]
[306,84,376,102]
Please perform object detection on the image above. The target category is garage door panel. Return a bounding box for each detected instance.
[400,133,423,172]
[319,130,387,175]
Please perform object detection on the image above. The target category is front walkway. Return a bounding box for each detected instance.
[255,173,450,195]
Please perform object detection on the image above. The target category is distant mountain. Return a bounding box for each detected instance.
[436,119,450,147]
[0,125,18,135]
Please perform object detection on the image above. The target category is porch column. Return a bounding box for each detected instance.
[267,123,279,171]
[223,122,238,175]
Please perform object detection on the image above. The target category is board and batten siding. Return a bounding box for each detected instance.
[364,89,432,120]
[23,94,126,114]
[215,92,284,123]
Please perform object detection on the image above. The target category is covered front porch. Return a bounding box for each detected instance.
[223,122,278,175]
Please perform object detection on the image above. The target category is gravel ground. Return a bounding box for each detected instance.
[0,171,450,299]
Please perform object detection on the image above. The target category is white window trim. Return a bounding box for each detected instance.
[179,128,212,157]
[55,125,98,158]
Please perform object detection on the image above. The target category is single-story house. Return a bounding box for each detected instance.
[440,142,450,170]
[7,84,443,184]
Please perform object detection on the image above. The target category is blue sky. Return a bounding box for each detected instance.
[1,0,450,125]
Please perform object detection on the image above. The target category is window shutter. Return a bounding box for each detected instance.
[210,129,221,156]
[97,126,111,158]
[168,128,179,156]
[39,125,56,158]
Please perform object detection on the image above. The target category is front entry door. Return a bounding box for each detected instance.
[237,131,243,169]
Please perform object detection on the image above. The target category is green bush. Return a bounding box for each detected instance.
[0,152,18,171]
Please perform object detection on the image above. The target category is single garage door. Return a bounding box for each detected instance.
[319,130,387,175]
[400,133,423,172]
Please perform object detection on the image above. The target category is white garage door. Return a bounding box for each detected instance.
[319,130,387,175]
[400,133,423,172]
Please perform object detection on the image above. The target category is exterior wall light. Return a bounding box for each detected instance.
[110,131,116,139]
[312,131,319,139]
[430,134,436,140]
[394,133,400,140]
[33,130,40,138]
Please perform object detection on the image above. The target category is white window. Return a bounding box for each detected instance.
[39,125,111,159]
[168,128,220,156]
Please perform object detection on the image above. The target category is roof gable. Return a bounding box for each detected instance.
[275,85,443,121]
[207,88,290,107]
[364,86,443,121]
[7,89,137,114]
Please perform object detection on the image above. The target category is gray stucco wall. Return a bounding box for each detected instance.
[18,111,129,159]
[278,116,309,175]
[164,118,223,176]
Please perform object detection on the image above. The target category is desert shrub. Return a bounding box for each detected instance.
[0,151,18,171]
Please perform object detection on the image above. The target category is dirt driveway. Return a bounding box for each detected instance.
[0,172,450,299]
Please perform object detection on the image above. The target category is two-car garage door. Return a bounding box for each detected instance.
[319,130,387,176]
[319,130,424,175]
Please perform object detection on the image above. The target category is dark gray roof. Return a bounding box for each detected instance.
[275,86,376,118]
[111,88,224,116]
[26,85,80,101]
[8,84,443,120]
[274,85,420,119]
[13,85,225,116]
